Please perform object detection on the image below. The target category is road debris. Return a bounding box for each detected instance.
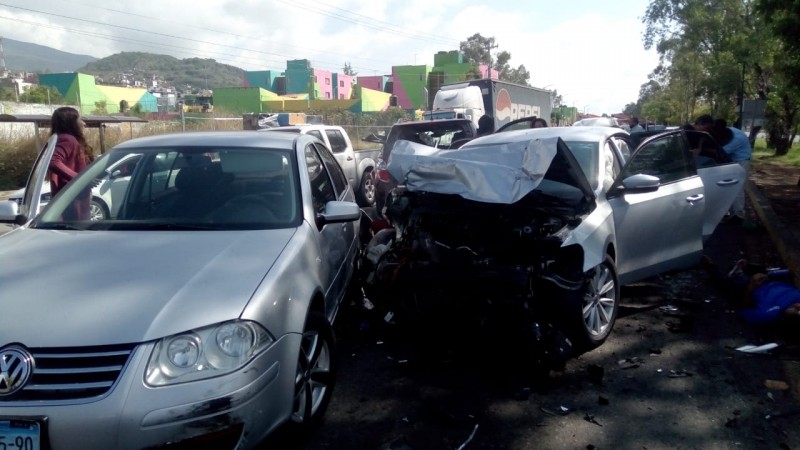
[455,424,479,450]
[668,369,693,378]
[583,414,603,426]
[736,343,779,353]
[764,379,790,390]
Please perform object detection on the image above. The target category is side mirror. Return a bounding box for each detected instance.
[316,201,361,229]
[0,201,27,225]
[617,173,661,195]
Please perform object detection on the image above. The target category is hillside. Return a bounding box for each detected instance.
[2,37,97,73]
[78,52,246,91]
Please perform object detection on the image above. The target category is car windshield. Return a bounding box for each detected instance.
[33,146,300,231]
[562,140,599,188]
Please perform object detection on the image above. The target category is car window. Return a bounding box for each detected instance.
[622,133,695,184]
[34,147,299,230]
[562,141,599,188]
[315,143,348,197]
[305,144,337,213]
[325,129,348,153]
[496,117,535,132]
[611,137,632,162]
[307,130,324,142]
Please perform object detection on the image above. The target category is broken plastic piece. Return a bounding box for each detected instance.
[736,343,778,353]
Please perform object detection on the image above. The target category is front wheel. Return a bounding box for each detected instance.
[89,199,109,221]
[567,255,620,351]
[290,311,336,428]
[356,170,376,207]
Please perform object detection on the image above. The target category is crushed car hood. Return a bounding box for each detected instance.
[0,228,295,347]
[387,136,595,205]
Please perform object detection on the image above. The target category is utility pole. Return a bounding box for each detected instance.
[485,41,498,79]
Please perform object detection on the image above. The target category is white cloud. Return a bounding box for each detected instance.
[0,0,659,113]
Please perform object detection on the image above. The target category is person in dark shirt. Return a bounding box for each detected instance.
[47,106,94,219]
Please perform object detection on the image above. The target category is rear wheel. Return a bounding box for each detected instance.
[290,311,336,428]
[356,170,375,207]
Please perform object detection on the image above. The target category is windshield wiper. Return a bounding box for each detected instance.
[135,222,219,231]
[34,222,85,230]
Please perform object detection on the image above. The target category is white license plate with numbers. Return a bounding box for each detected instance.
[0,420,40,450]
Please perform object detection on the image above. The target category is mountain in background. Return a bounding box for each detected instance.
[2,37,97,73]
[3,37,247,91]
[78,52,246,90]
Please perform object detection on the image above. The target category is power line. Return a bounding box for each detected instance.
[0,3,402,73]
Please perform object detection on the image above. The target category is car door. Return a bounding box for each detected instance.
[684,130,746,240]
[18,134,59,221]
[608,131,705,284]
[305,143,355,318]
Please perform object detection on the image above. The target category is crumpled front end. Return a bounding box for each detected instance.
[363,189,590,370]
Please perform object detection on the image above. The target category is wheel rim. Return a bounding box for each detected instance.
[582,263,616,337]
[362,176,375,203]
[89,202,105,221]
[291,328,332,423]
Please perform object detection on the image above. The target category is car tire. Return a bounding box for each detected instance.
[90,198,109,221]
[566,255,619,351]
[290,311,337,429]
[356,170,376,207]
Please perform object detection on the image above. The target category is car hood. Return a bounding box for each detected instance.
[387,136,595,206]
[0,228,296,347]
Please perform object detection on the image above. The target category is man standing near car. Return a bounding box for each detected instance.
[696,115,752,223]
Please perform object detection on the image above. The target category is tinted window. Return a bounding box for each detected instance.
[623,134,695,184]
[308,130,324,141]
[315,143,348,196]
[305,144,336,212]
[325,129,348,153]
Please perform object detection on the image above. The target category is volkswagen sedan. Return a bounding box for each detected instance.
[363,125,744,369]
[0,131,362,449]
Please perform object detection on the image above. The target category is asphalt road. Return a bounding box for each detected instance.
[261,219,800,450]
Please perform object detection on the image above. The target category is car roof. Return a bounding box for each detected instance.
[391,118,474,131]
[111,131,301,150]
[465,126,628,147]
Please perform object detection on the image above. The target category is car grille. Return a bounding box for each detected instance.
[4,344,137,403]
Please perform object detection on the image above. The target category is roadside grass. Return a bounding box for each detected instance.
[752,138,800,167]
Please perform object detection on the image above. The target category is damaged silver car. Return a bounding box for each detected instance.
[362,126,745,368]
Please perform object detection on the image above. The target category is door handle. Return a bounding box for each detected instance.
[686,194,704,203]
[347,156,354,161]
[716,178,740,186]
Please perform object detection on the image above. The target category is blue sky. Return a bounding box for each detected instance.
[0,0,661,114]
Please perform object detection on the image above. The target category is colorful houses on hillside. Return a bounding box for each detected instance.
[35,50,500,116]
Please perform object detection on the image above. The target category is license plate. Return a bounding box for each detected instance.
[0,420,40,450]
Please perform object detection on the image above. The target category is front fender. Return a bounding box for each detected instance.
[562,203,616,272]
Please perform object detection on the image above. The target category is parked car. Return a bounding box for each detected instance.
[372,118,476,216]
[0,131,362,449]
[363,125,745,369]
[261,124,380,207]
[6,152,147,221]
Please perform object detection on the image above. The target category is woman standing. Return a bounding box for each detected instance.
[47,106,94,219]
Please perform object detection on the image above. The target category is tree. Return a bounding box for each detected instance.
[342,62,357,76]
[18,86,61,104]
[459,33,531,85]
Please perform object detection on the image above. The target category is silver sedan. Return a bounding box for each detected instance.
[0,131,362,449]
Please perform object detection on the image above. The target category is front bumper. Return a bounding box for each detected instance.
[0,334,301,450]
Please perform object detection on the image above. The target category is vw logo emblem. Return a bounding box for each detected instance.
[0,346,33,396]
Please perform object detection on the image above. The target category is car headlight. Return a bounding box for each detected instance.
[145,320,274,386]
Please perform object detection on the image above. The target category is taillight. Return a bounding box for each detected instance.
[377,168,391,182]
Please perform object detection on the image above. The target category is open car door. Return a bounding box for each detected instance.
[0,134,58,225]
[608,131,705,284]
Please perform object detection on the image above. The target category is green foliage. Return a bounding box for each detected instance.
[79,52,246,91]
[17,86,62,104]
[342,62,357,76]
[459,33,530,85]
[93,100,108,115]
